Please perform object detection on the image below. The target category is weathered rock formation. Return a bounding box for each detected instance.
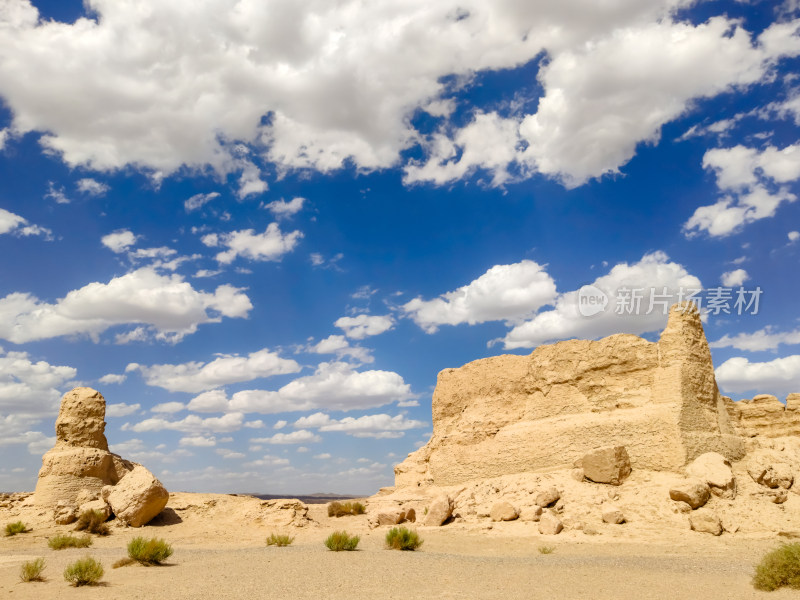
[34,387,168,527]
[395,303,796,488]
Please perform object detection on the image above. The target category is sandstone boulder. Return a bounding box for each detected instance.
[669,478,710,509]
[581,446,631,486]
[107,465,169,527]
[538,512,563,535]
[53,500,77,525]
[748,451,794,489]
[765,489,789,504]
[490,502,519,522]
[601,504,625,524]
[423,494,453,526]
[405,508,416,523]
[686,452,736,498]
[689,510,722,536]
[519,505,542,522]
[534,487,560,508]
[79,498,111,521]
[374,510,405,526]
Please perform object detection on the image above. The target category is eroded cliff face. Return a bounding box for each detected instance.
[396,303,793,488]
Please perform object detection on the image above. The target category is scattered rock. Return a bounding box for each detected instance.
[538,512,563,535]
[583,523,600,536]
[75,489,99,506]
[490,502,519,522]
[721,516,740,534]
[519,505,543,522]
[669,478,710,509]
[107,465,169,527]
[534,487,560,508]
[748,452,794,489]
[570,468,584,482]
[765,489,789,504]
[376,511,405,526]
[79,499,111,521]
[581,446,632,486]
[686,452,736,498]
[53,500,77,525]
[423,494,453,526]
[405,507,416,523]
[601,504,625,524]
[689,509,722,536]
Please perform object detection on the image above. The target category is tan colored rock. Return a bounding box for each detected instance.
[376,511,405,526]
[423,494,453,526]
[519,505,542,522]
[75,489,99,506]
[669,478,710,509]
[106,465,169,527]
[405,508,416,523]
[394,303,747,489]
[748,450,794,489]
[689,509,722,535]
[538,512,563,535]
[582,446,631,485]
[685,452,736,498]
[729,394,800,439]
[78,498,111,521]
[765,489,789,504]
[53,500,77,525]
[490,502,519,522]
[601,504,625,524]
[534,487,560,508]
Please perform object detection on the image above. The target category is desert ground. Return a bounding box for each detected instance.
[0,492,796,599]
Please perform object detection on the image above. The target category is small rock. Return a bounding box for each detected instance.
[689,509,722,536]
[721,516,740,534]
[554,499,565,514]
[490,501,519,522]
[747,451,794,489]
[583,523,600,536]
[686,452,736,499]
[75,489,99,506]
[519,505,543,522]
[766,489,789,504]
[538,512,563,535]
[534,487,560,508]
[669,478,710,509]
[53,501,77,525]
[601,504,625,524]
[570,468,585,482]
[581,446,632,486]
[405,508,416,523]
[423,494,454,526]
[78,499,111,521]
[377,511,405,526]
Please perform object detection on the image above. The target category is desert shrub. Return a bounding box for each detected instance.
[753,543,800,591]
[324,530,360,551]
[266,533,295,547]
[19,558,46,582]
[327,501,366,517]
[4,521,28,536]
[74,509,110,536]
[385,526,423,551]
[48,534,92,550]
[64,556,104,586]
[127,536,173,565]
[538,545,555,555]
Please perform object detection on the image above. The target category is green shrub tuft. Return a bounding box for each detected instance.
[324,530,360,551]
[19,558,46,582]
[327,501,366,517]
[4,521,28,536]
[48,534,92,550]
[266,533,295,547]
[753,543,800,591]
[74,509,110,536]
[385,526,423,551]
[127,536,173,565]
[63,556,104,586]
[538,545,555,555]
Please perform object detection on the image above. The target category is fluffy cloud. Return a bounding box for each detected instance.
[684,144,800,237]
[711,327,800,352]
[721,269,748,287]
[2,1,796,191]
[0,267,252,344]
[202,223,302,264]
[334,314,394,340]
[293,412,427,438]
[125,412,245,433]
[101,229,138,253]
[307,334,374,364]
[265,197,304,218]
[251,430,321,445]
[179,435,217,447]
[0,347,76,419]
[500,252,701,349]
[106,402,140,417]
[403,260,556,333]
[98,373,126,385]
[76,178,109,196]
[790,231,800,243]
[0,207,52,239]
[184,192,220,212]
[128,348,301,393]
[716,355,800,397]
[187,361,414,414]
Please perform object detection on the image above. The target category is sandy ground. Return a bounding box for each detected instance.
[1,493,796,599]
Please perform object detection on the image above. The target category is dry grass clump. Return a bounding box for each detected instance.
[327,501,366,517]
[63,556,104,586]
[538,545,555,555]
[385,526,423,551]
[74,509,110,536]
[753,543,800,591]
[266,533,295,547]
[127,536,173,565]
[4,521,28,536]
[324,530,360,551]
[48,534,93,550]
[19,558,46,582]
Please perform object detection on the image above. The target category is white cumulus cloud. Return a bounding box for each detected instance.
[716,355,800,397]
[184,192,220,212]
[711,327,800,352]
[252,430,321,445]
[265,197,305,219]
[293,412,427,438]
[203,223,302,264]
[101,229,138,253]
[721,269,749,287]
[76,178,109,196]
[334,314,395,340]
[0,207,52,239]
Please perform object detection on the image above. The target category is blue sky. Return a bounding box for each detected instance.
[0,0,799,494]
